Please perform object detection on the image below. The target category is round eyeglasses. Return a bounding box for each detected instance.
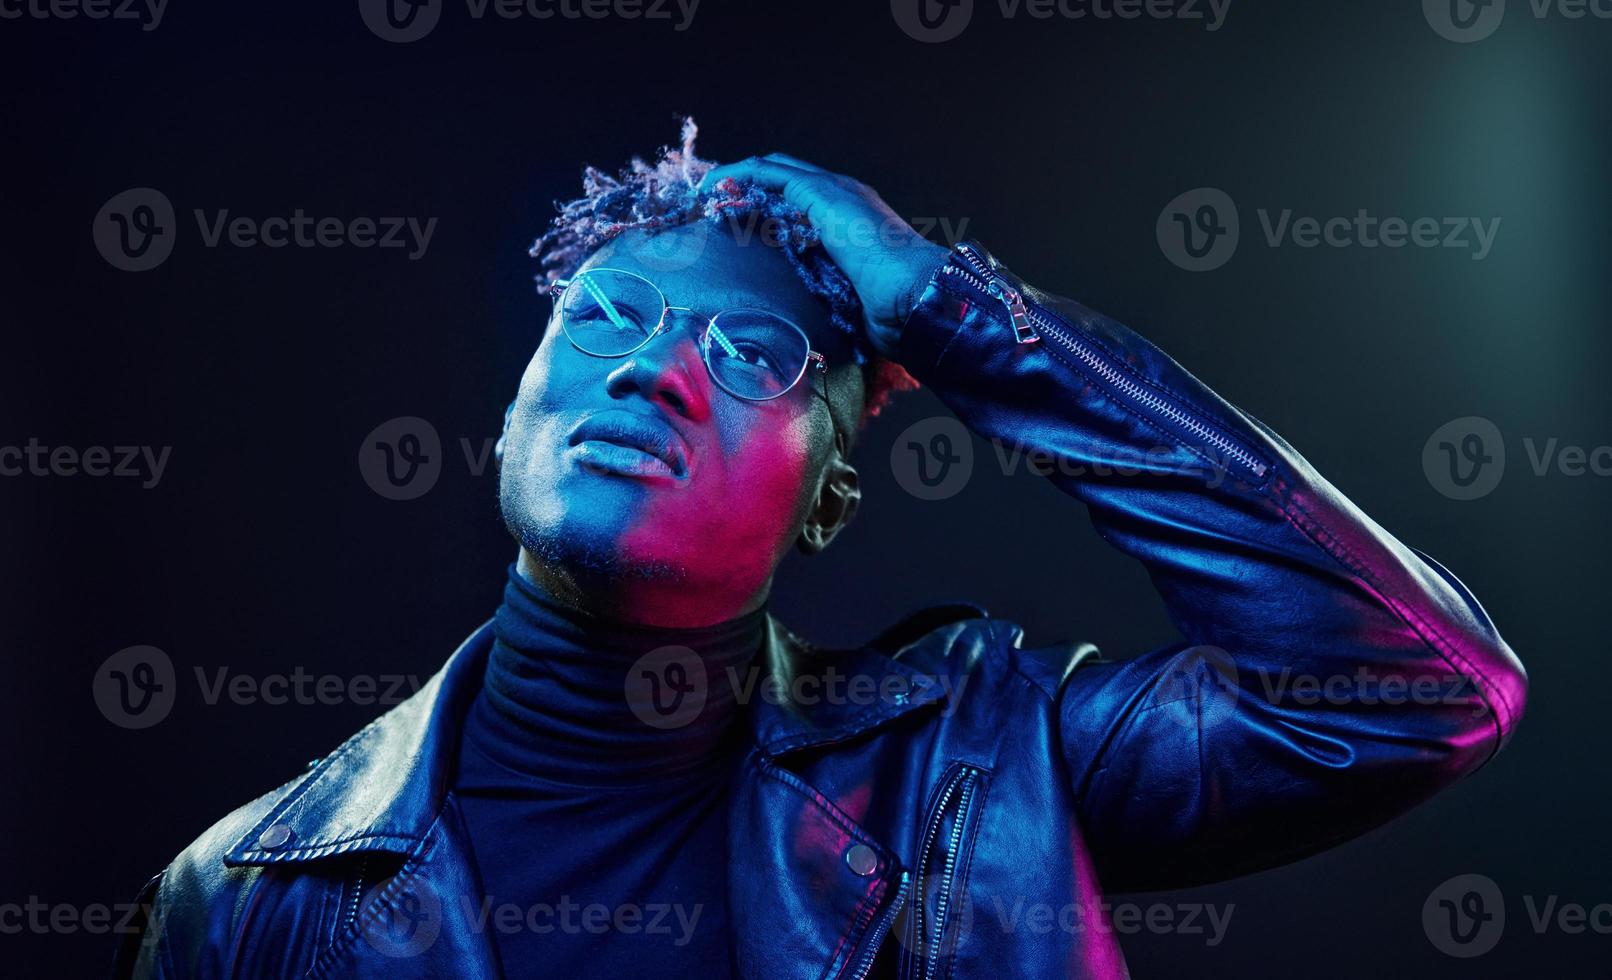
[550,267,846,452]
[551,268,830,402]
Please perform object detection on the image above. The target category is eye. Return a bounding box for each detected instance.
[558,269,666,355]
[573,298,650,329]
[731,342,781,374]
[705,310,810,399]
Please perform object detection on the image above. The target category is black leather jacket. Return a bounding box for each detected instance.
[115,241,1527,978]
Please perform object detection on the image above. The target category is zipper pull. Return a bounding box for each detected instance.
[986,276,1039,344]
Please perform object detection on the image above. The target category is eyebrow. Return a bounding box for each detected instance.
[673,289,784,317]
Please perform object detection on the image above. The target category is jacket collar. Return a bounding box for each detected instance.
[224,612,959,866]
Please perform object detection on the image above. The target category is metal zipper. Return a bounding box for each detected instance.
[908,765,982,980]
[846,871,910,980]
[944,243,1270,482]
[346,854,371,932]
[927,771,977,980]
[983,277,1038,344]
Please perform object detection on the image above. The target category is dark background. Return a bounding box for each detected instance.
[4,1,1609,976]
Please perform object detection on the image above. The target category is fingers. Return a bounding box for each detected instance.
[761,152,828,173]
[697,155,850,229]
[696,156,815,195]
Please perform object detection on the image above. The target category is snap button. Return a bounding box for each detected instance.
[257,824,293,850]
[845,843,878,877]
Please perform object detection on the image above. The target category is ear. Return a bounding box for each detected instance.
[494,401,515,470]
[797,455,861,555]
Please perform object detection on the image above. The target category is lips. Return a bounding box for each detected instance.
[567,412,690,480]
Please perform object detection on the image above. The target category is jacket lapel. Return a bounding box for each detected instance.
[727,617,962,979]
[223,615,953,868]
[220,625,505,978]
[304,797,504,979]
[745,617,952,755]
[222,623,495,868]
[726,748,902,980]
[216,615,959,979]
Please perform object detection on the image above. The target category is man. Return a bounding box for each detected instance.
[116,122,1526,978]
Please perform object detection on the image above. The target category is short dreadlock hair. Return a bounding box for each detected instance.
[530,118,917,429]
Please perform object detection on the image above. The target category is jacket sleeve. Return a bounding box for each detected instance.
[897,241,1527,892]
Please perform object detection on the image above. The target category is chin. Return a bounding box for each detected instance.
[500,487,685,583]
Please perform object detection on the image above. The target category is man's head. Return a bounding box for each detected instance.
[498,121,915,626]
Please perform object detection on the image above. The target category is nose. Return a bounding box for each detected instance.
[603,308,712,422]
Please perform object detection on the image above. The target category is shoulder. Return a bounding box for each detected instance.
[163,771,304,886]
[118,772,307,978]
[875,602,1102,704]
[118,625,489,977]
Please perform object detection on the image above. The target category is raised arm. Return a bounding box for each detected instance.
[700,156,1528,891]
[901,239,1525,890]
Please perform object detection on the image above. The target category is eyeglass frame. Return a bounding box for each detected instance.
[548,267,847,455]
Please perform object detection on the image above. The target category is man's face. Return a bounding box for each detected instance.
[500,224,863,617]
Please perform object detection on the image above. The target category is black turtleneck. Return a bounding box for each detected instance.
[452,565,766,979]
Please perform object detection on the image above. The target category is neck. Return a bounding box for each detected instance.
[465,562,770,785]
[515,548,771,629]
